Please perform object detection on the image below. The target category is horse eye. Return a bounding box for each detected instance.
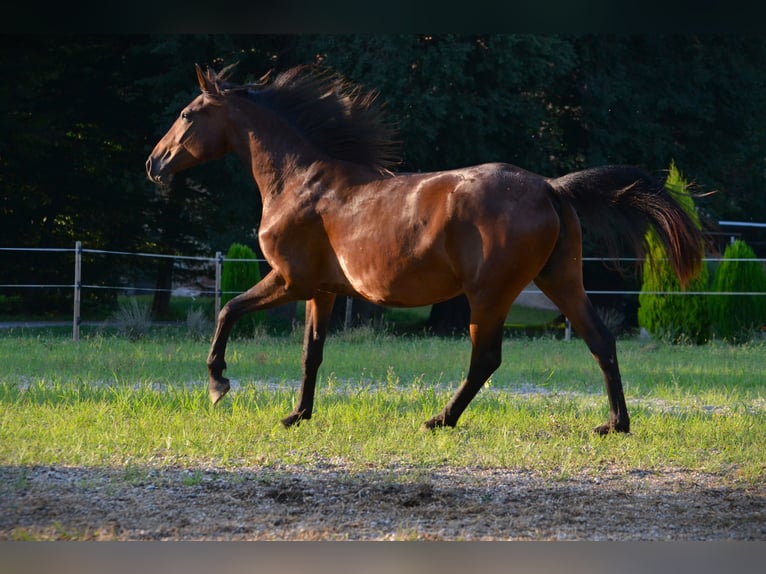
[181,110,192,121]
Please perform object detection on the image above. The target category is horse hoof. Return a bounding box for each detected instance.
[209,378,230,404]
[424,416,440,430]
[281,410,310,428]
[594,422,630,435]
[424,414,453,430]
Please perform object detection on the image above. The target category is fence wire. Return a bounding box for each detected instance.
[3,247,764,297]
[2,244,766,341]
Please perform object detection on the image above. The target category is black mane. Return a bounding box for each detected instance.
[223,65,401,173]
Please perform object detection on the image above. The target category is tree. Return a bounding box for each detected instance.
[4,34,766,322]
[570,36,766,232]
[637,162,710,344]
[708,240,766,343]
[0,36,158,312]
[292,34,580,175]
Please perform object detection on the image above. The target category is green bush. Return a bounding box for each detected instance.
[221,242,264,338]
[111,298,152,341]
[185,306,213,341]
[708,239,766,343]
[637,161,710,344]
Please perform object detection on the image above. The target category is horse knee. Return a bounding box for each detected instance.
[216,303,231,324]
[218,301,246,328]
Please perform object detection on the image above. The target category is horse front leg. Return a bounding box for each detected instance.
[281,292,336,427]
[206,271,294,404]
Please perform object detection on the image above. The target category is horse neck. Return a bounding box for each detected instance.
[226,98,326,204]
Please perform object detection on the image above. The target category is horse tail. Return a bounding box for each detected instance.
[547,165,705,288]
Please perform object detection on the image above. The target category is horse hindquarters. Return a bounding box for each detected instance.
[426,185,561,429]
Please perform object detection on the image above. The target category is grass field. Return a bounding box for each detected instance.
[1,326,764,484]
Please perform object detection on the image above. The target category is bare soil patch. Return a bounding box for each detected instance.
[2,464,764,540]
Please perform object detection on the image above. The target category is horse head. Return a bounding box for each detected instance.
[145,64,230,185]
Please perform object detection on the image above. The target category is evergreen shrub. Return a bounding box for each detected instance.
[221,242,264,337]
[637,161,710,344]
[708,239,766,343]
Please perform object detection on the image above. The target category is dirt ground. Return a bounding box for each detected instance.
[1,462,764,541]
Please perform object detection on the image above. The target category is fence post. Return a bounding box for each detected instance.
[214,251,222,319]
[73,241,82,342]
[344,297,353,330]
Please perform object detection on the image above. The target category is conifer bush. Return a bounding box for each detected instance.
[637,162,710,344]
[221,242,264,337]
[708,239,766,343]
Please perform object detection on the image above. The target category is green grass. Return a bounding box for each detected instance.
[0,329,764,483]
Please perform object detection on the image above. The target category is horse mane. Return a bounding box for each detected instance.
[220,64,401,174]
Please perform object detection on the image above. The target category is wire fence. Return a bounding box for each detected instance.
[2,243,236,340]
[2,242,766,341]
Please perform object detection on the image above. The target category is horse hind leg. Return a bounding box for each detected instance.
[534,272,630,434]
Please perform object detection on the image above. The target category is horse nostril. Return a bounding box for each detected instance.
[145,157,152,174]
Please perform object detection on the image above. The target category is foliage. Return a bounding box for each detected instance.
[110,297,152,341]
[708,240,766,343]
[294,35,580,174]
[221,242,263,337]
[595,306,626,335]
[638,162,710,344]
[0,295,23,316]
[3,35,766,318]
[185,306,213,341]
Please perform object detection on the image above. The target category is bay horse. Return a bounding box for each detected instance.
[146,64,704,434]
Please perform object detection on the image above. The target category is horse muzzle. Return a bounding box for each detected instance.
[145,156,174,185]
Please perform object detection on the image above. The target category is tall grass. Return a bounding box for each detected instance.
[1,329,764,483]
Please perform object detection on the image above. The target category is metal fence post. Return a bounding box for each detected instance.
[214,251,223,319]
[73,241,82,341]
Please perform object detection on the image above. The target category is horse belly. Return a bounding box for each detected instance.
[336,250,460,307]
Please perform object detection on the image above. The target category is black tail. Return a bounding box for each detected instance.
[548,165,704,287]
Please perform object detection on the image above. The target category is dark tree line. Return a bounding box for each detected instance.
[2,34,765,323]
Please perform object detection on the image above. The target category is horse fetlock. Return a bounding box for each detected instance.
[206,354,226,373]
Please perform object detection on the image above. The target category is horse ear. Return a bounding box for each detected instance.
[256,68,273,86]
[195,63,207,92]
[218,61,239,81]
[195,63,218,94]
